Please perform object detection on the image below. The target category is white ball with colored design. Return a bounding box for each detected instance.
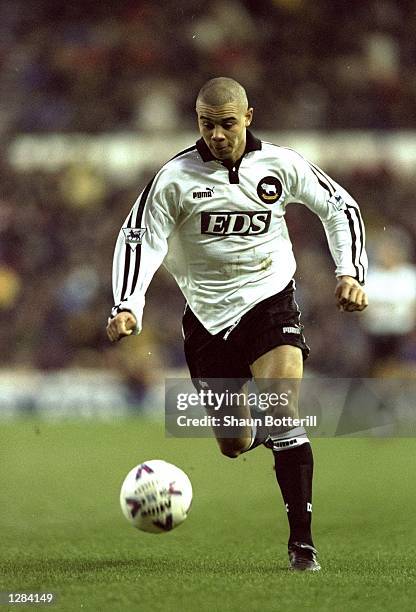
[119,460,193,533]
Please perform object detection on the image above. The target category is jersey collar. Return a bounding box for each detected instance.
[196,130,262,163]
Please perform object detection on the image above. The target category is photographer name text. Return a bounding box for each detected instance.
[175,415,317,428]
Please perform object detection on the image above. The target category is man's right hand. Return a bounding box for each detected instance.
[106,311,137,342]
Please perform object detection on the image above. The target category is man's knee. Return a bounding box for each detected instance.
[221,448,241,459]
[217,437,250,459]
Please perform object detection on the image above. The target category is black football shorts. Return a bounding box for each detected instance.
[183,280,310,386]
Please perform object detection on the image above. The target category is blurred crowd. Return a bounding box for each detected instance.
[0,0,415,135]
[1,0,416,395]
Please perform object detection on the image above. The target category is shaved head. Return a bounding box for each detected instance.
[195,77,253,164]
[196,77,248,110]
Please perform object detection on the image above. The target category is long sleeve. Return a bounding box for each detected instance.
[111,173,179,334]
[286,151,368,284]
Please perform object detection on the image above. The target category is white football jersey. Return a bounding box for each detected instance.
[111,132,367,334]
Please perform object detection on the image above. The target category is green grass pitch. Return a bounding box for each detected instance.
[1,418,416,611]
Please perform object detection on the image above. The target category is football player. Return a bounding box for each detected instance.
[107,77,368,571]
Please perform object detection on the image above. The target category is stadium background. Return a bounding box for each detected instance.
[1,0,415,414]
[1,2,416,610]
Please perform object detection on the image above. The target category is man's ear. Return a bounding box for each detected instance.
[245,108,254,127]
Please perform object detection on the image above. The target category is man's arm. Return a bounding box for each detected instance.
[107,173,178,342]
[287,151,368,312]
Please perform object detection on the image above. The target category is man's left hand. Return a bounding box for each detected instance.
[335,275,368,312]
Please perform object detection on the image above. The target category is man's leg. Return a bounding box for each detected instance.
[183,306,260,459]
[205,382,252,458]
[250,345,320,571]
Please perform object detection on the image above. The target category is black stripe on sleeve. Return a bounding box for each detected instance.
[347,204,366,282]
[119,145,195,302]
[304,159,365,283]
[307,164,335,196]
[130,178,155,296]
[356,212,365,282]
[309,162,337,195]
[120,209,134,301]
[344,205,360,281]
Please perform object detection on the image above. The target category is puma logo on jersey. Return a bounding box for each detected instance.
[201,211,271,235]
[193,187,214,199]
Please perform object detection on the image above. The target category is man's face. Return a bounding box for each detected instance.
[196,101,253,164]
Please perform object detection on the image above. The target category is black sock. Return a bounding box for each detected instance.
[273,443,314,547]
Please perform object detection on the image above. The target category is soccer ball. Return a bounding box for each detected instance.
[119,460,193,533]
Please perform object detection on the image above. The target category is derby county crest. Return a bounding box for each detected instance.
[123,227,146,251]
[257,176,283,204]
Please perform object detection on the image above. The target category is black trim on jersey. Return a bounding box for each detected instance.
[307,161,365,282]
[130,177,155,295]
[272,146,338,197]
[309,162,337,195]
[119,145,197,303]
[268,144,366,283]
[170,144,198,162]
[196,130,262,162]
[345,204,365,283]
[344,206,360,281]
[228,156,243,184]
[354,206,366,282]
[308,163,336,196]
[120,209,134,301]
